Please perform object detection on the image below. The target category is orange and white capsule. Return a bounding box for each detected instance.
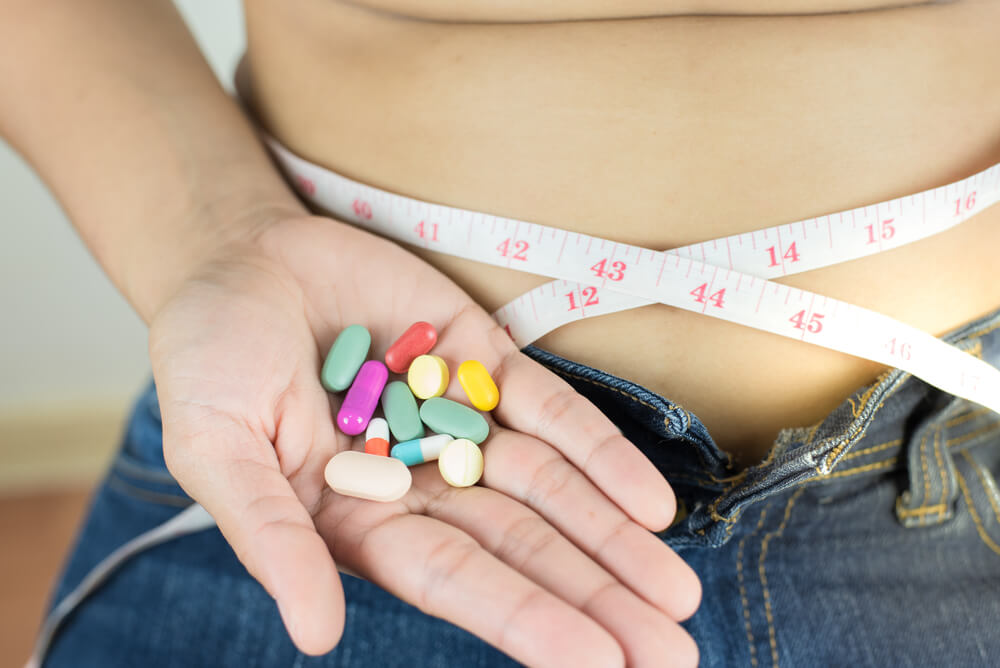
[457,360,500,411]
[364,417,390,456]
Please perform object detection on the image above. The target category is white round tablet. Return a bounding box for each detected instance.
[437,438,484,487]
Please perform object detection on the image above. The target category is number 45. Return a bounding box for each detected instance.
[789,309,824,333]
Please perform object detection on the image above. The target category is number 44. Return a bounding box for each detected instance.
[689,283,725,308]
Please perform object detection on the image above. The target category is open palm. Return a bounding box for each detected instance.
[149,215,701,668]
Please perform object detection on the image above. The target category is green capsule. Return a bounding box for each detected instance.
[419,397,489,444]
[321,325,371,392]
[381,381,425,442]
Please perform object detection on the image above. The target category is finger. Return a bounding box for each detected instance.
[430,310,677,532]
[319,506,625,668]
[413,478,699,668]
[479,428,702,622]
[161,406,345,656]
[492,349,678,530]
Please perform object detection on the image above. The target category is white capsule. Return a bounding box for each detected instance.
[365,417,390,443]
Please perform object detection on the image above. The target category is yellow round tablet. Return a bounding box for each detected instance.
[438,438,484,487]
[407,354,450,400]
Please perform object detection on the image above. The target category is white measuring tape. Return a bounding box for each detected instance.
[263,137,1000,415]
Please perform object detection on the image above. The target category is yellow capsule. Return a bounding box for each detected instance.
[407,354,450,400]
[457,360,500,411]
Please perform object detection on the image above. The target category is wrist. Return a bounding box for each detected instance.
[123,187,308,324]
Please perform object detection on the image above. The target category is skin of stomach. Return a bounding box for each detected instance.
[242,0,1000,466]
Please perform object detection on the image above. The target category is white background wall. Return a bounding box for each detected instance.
[0,1,245,413]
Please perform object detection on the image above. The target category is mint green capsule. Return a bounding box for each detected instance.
[419,397,489,444]
[321,325,371,392]
[381,381,425,442]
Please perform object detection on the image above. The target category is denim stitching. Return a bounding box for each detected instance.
[820,384,894,473]
[901,423,947,523]
[947,423,1000,450]
[919,430,932,514]
[818,314,997,476]
[895,501,948,519]
[954,462,1000,557]
[542,364,679,423]
[759,487,806,668]
[810,458,897,481]
[834,406,990,465]
[961,450,1000,529]
[698,430,796,535]
[682,377,990,536]
[549,366,661,411]
[818,401,888,475]
[841,439,901,461]
[539,311,999,540]
[737,503,771,667]
[779,423,999,488]
[933,425,950,522]
[724,509,745,541]
[541,363,735,475]
[946,406,993,428]
[704,473,750,526]
[845,381,886,420]
[703,434,798,529]
[531,356,677,411]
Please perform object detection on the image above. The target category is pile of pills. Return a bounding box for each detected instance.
[321,322,499,503]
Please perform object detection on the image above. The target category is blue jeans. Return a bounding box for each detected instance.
[43,306,1000,667]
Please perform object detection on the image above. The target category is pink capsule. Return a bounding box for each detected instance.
[385,322,438,374]
[337,360,388,435]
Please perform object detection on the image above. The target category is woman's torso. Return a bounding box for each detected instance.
[242,0,1000,466]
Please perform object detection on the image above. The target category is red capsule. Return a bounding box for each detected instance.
[385,322,438,374]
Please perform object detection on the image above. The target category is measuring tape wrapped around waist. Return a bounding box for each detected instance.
[263,136,1000,415]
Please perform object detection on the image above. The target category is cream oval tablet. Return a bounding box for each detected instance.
[324,451,412,502]
[437,438,484,488]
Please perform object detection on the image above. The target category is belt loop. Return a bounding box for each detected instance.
[895,397,965,528]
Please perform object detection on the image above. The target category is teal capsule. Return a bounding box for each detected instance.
[321,325,371,392]
[419,397,489,444]
[391,434,453,467]
[381,381,425,442]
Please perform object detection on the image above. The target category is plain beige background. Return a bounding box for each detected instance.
[0,1,246,490]
[1,3,249,663]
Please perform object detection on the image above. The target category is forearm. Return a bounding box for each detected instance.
[0,0,305,322]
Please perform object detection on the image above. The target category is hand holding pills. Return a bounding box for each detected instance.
[149,218,700,668]
[320,321,493,499]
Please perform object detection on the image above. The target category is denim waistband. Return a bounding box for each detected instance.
[523,304,1000,549]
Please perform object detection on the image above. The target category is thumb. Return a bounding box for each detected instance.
[162,409,345,655]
